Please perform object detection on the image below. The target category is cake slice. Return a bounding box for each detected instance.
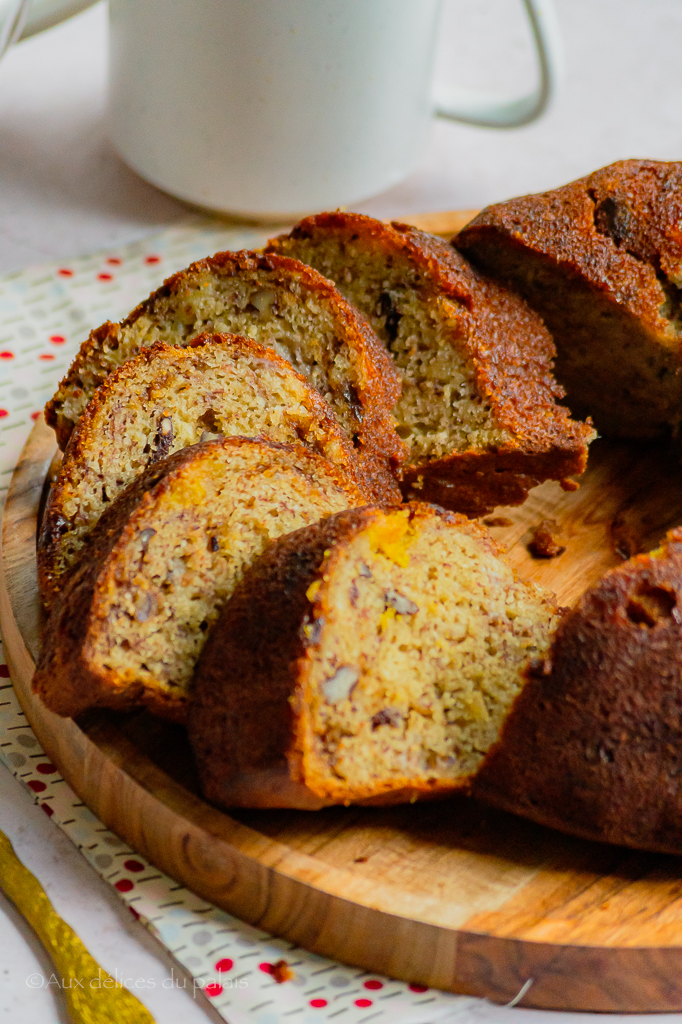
[268,212,594,517]
[188,503,560,809]
[456,159,682,437]
[33,438,366,723]
[45,249,404,497]
[473,528,682,854]
[38,333,381,610]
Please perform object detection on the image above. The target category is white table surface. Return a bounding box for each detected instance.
[0,1,681,1021]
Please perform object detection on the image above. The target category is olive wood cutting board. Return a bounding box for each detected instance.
[4,211,682,1013]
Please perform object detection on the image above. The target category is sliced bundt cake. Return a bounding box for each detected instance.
[33,438,366,723]
[473,527,682,854]
[456,159,682,438]
[38,333,381,610]
[188,503,560,809]
[267,212,594,517]
[45,249,404,498]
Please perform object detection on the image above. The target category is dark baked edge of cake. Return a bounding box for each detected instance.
[43,250,406,494]
[189,503,494,810]
[472,527,682,854]
[37,333,384,609]
[268,211,595,463]
[33,437,365,724]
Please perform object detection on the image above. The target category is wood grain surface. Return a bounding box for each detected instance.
[406,209,479,236]
[4,213,682,1011]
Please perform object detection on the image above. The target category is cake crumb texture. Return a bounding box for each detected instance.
[44,249,404,500]
[189,503,560,809]
[456,159,682,438]
[33,437,366,723]
[38,333,374,609]
[268,211,593,516]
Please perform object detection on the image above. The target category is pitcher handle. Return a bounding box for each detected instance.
[434,0,563,129]
[18,0,98,40]
[0,0,27,57]
[0,0,98,61]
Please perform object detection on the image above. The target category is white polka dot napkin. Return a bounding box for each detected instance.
[0,218,474,1024]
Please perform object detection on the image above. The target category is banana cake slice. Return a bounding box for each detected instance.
[45,249,404,499]
[188,503,560,809]
[456,159,682,438]
[33,437,366,723]
[38,332,380,610]
[268,212,593,517]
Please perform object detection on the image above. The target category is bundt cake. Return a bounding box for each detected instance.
[188,503,560,809]
[45,249,404,498]
[472,528,682,854]
[38,333,381,610]
[456,159,682,438]
[33,438,366,723]
[267,212,594,517]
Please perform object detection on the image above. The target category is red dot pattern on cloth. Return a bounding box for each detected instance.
[49,334,66,344]
[36,762,57,774]
[0,410,8,418]
[57,268,73,277]
[39,354,55,361]
[0,351,13,359]
[409,983,428,992]
[364,980,383,990]
[310,999,327,1008]
[41,803,54,816]
[145,255,160,264]
[259,962,274,973]
[215,959,233,972]
[97,273,113,282]
[124,859,144,872]
[30,411,40,421]
[115,879,134,893]
[0,665,9,677]
[205,983,223,998]
[106,257,122,266]
[355,998,373,1007]
[27,780,46,792]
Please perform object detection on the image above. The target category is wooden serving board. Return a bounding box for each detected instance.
[5,212,682,1013]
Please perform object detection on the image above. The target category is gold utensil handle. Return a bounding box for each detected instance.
[0,828,155,1024]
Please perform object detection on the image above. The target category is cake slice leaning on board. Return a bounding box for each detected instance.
[38,332,372,611]
[188,503,560,809]
[268,212,595,517]
[33,438,367,724]
[44,249,405,503]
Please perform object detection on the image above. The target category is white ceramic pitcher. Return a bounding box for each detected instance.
[2,0,563,218]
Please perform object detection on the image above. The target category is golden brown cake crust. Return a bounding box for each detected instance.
[189,509,363,810]
[189,502,556,810]
[44,249,405,500]
[269,212,593,516]
[472,528,682,854]
[456,159,682,437]
[34,454,189,721]
[38,332,380,610]
[189,504,485,810]
[33,438,366,724]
